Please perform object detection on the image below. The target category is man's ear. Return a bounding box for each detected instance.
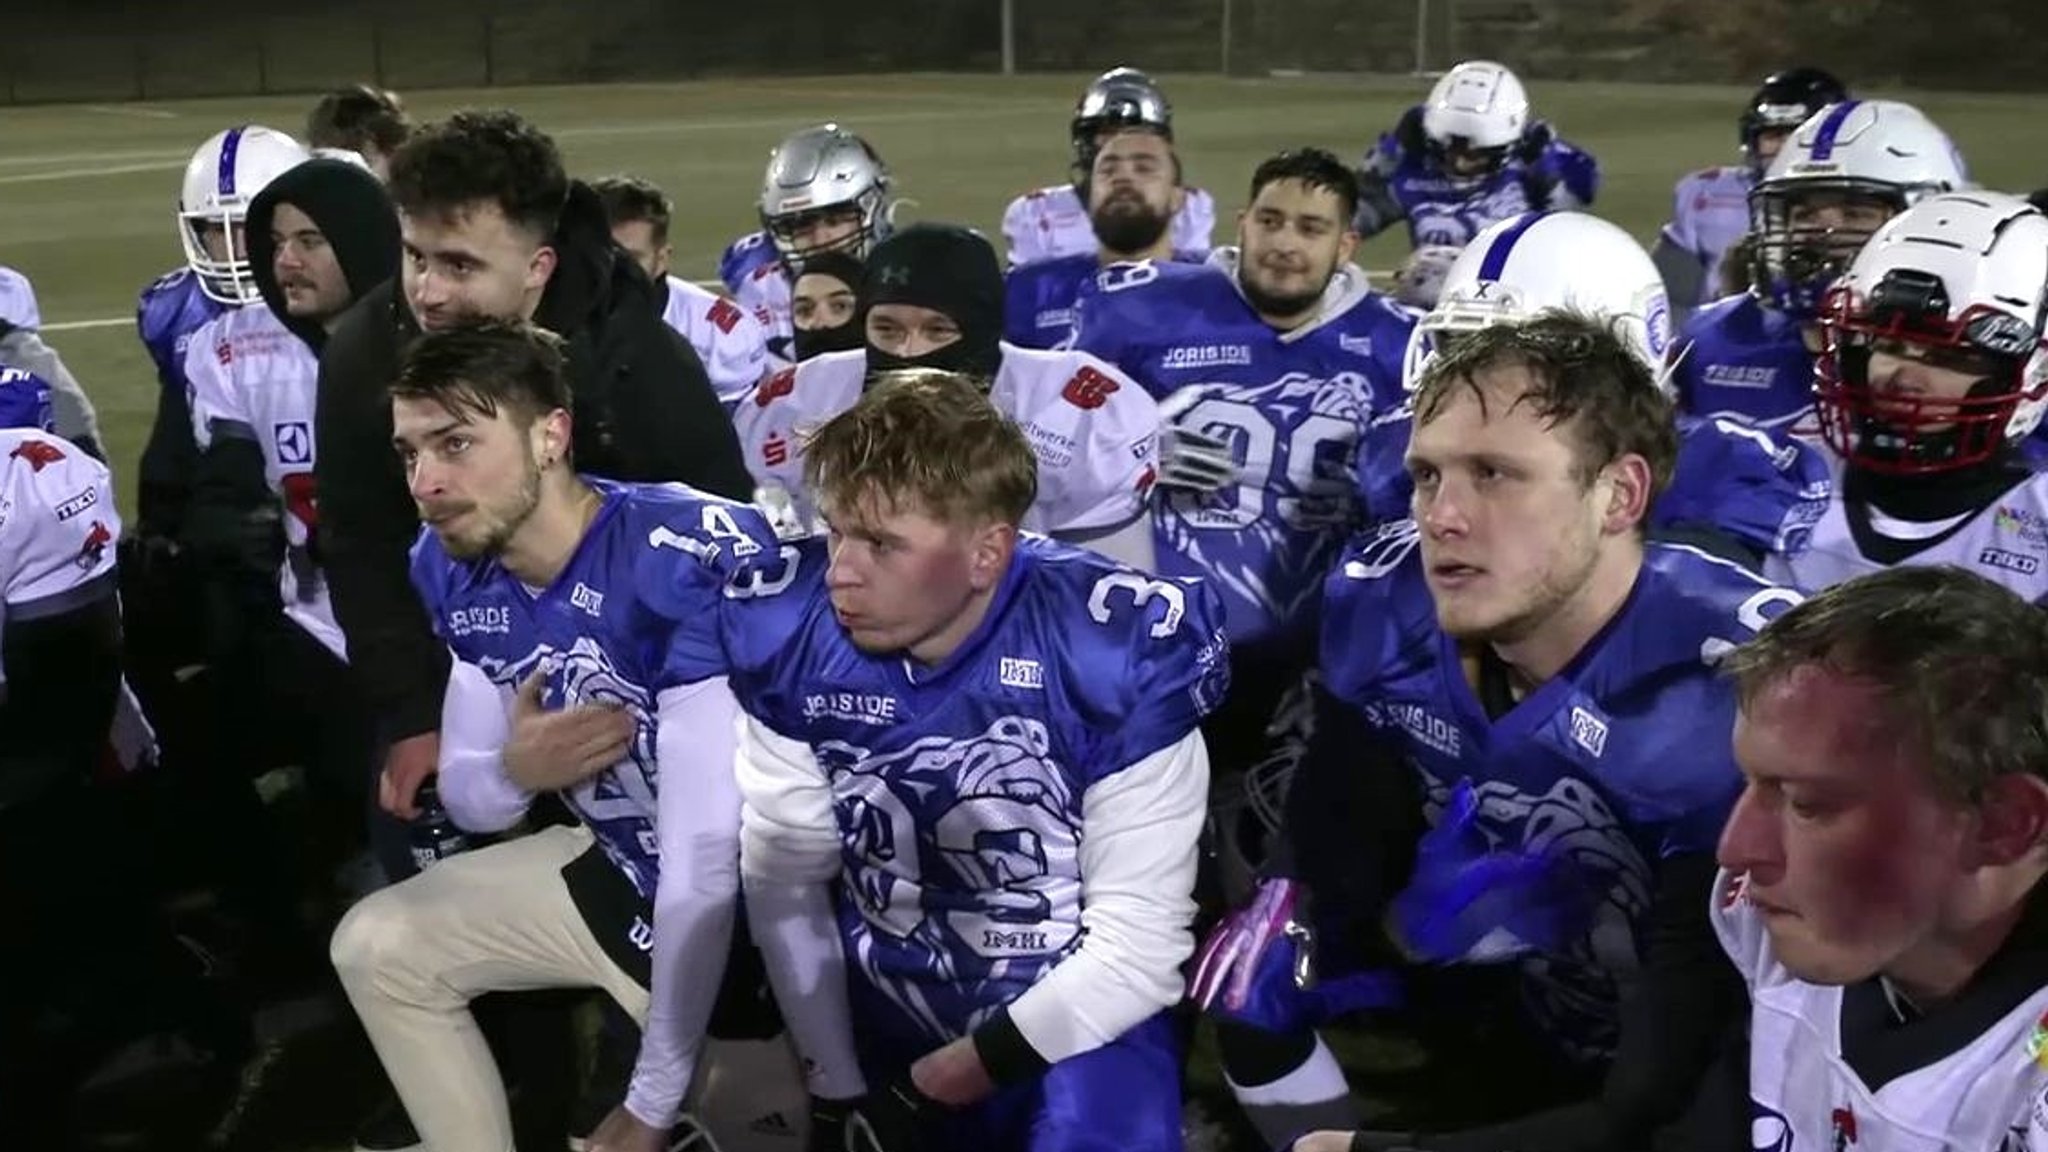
[527,245,559,294]
[535,407,573,470]
[1968,772,2048,869]
[968,520,1017,591]
[1600,453,1654,536]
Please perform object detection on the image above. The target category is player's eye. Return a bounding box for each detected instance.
[443,436,471,456]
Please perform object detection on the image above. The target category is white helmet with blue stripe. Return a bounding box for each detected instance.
[1747,99,1967,319]
[1401,209,1673,394]
[178,124,312,305]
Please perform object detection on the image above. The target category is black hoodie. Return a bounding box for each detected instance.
[312,181,751,742]
[180,159,403,648]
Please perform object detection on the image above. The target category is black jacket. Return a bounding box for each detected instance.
[179,160,400,649]
[313,180,751,741]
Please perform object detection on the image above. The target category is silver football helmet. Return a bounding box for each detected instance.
[1070,66,1174,172]
[757,124,895,271]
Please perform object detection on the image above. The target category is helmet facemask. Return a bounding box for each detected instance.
[179,205,263,306]
[1749,180,1911,320]
[1816,274,2048,475]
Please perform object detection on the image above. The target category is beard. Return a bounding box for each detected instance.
[1236,261,1331,321]
[1090,191,1173,256]
[437,453,543,560]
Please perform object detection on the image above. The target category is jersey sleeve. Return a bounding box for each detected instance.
[635,494,798,691]
[717,232,770,297]
[682,284,770,406]
[1540,134,1601,208]
[1001,191,1043,270]
[996,348,1161,535]
[1064,561,1233,772]
[1662,418,1831,559]
[1316,520,1426,709]
[182,318,244,450]
[718,536,831,730]
[0,432,119,617]
[1171,188,1217,258]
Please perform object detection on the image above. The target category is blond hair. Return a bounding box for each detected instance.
[802,369,1036,527]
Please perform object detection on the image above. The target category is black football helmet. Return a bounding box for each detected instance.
[1740,66,1849,172]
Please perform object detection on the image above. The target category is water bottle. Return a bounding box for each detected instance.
[409,781,472,872]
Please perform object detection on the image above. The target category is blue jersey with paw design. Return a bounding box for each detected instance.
[138,267,227,415]
[1319,525,1802,1060]
[1072,256,1413,658]
[725,534,1231,1045]
[410,478,792,899]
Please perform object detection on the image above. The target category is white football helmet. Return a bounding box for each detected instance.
[1748,99,1967,319]
[757,124,895,272]
[1814,190,2048,475]
[178,125,311,306]
[1402,210,1673,393]
[1420,60,1529,188]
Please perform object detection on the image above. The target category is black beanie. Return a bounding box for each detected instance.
[860,223,1004,378]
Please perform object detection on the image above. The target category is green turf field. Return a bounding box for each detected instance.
[4,70,2042,523]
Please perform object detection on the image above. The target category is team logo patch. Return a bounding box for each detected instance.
[1996,504,2048,548]
[75,520,112,569]
[275,420,312,465]
[1643,292,1672,362]
[53,486,98,522]
[1979,547,2040,575]
[8,438,64,471]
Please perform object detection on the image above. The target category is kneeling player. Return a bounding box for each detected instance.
[1200,311,1801,1150]
[729,372,1231,1151]
[332,321,794,1152]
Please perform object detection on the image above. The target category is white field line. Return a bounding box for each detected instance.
[0,103,1047,185]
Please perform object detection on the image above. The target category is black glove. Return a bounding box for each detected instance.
[808,1096,858,1152]
[1350,1131,1429,1152]
[841,1078,938,1152]
[1513,121,1557,165]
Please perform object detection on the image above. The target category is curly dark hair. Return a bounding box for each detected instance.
[1248,148,1361,226]
[388,109,567,242]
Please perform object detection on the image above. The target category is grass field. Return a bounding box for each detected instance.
[15,71,2046,1149]
[5,70,2045,522]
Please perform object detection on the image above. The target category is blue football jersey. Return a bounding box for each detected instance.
[1355,407,1830,560]
[1670,294,1818,433]
[718,230,778,296]
[137,267,227,412]
[724,534,1231,1045]
[1364,113,1602,250]
[1320,526,1802,1058]
[411,478,792,900]
[1071,256,1414,656]
[1004,252,1208,351]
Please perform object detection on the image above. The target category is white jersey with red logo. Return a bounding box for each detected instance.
[1714,869,2048,1152]
[658,275,770,409]
[0,427,118,686]
[730,259,794,360]
[730,344,1160,539]
[184,303,345,659]
[1763,448,2048,605]
[1001,183,1217,269]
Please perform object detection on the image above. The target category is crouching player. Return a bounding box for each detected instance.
[728,371,1232,1150]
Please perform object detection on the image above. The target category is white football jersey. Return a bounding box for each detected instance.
[1659,164,1754,312]
[183,303,346,659]
[730,259,794,360]
[0,427,119,688]
[1001,183,1217,269]
[1715,870,2048,1152]
[1764,450,2048,603]
[659,275,770,408]
[730,344,1159,539]
[0,265,40,330]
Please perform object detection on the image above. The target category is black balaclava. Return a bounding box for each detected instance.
[791,250,867,361]
[860,223,1003,378]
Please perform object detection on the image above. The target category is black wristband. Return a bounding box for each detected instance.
[968,1006,1052,1085]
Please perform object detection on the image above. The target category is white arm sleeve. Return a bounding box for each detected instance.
[735,712,867,1100]
[434,658,533,833]
[1001,193,1038,270]
[1000,730,1208,1065]
[626,677,745,1127]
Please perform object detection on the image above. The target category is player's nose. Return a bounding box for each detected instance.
[1716,784,1780,877]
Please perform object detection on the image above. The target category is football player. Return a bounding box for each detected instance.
[1703,566,2048,1151]
[305,82,413,179]
[1003,127,1201,350]
[135,125,310,551]
[0,280,104,458]
[1358,210,1830,571]
[1653,67,1849,325]
[719,124,896,359]
[595,174,771,410]
[1209,311,1799,1150]
[789,250,864,361]
[1762,190,2048,601]
[0,264,39,329]
[337,320,796,1152]
[732,223,1161,568]
[1670,99,1964,434]
[727,370,1231,1152]
[1351,60,1600,251]
[1000,66,1217,269]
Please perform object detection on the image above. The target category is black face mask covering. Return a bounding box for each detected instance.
[794,319,865,361]
[865,335,1000,378]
